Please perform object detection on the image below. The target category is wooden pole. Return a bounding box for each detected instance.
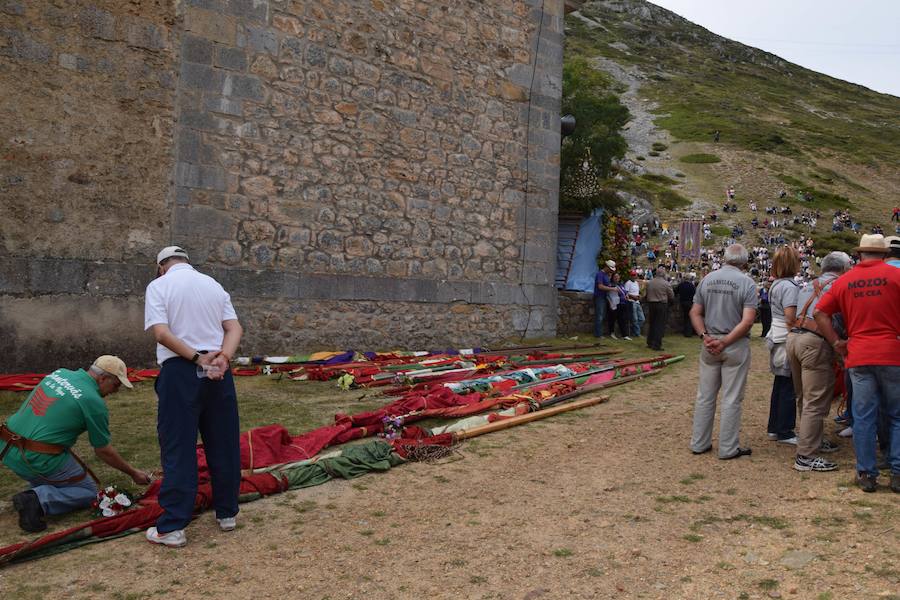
[453,395,609,441]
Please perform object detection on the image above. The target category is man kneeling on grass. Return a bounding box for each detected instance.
[1,356,151,532]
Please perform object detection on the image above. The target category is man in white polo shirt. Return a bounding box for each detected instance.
[143,246,244,548]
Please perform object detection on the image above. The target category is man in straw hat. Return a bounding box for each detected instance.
[1,356,151,532]
[814,234,900,493]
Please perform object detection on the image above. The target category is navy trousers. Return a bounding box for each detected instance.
[155,358,240,533]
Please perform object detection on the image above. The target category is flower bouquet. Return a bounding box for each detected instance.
[92,485,134,518]
[380,415,403,440]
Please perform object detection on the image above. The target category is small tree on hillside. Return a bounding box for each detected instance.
[560,57,631,214]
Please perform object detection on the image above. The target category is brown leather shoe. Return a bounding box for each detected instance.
[857,472,878,493]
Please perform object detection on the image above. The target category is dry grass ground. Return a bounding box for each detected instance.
[1,329,898,599]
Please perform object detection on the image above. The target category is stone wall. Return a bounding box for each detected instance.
[0,0,565,371]
[557,290,594,335]
[556,290,688,336]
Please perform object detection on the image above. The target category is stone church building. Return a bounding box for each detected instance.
[0,0,579,371]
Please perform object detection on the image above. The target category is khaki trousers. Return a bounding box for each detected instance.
[786,331,835,457]
[690,337,751,458]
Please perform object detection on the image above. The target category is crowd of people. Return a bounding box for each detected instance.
[594,201,900,492]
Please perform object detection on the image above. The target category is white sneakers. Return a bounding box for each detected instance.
[146,527,187,548]
[146,516,236,548]
[838,426,853,438]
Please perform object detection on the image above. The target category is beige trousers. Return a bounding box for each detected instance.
[690,337,751,458]
[786,331,835,457]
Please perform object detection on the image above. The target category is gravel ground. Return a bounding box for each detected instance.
[1,331,897,599]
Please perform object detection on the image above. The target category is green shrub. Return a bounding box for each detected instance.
[680,153,721,164]
[710,225,731,237]
[636,155,646,161]
[641,173,679,185]
[651,142,668,151]
[657,189,691,209]
[648,151,660,157]
[811,231,859,255]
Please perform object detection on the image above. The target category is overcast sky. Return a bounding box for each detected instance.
[647,0,900,98]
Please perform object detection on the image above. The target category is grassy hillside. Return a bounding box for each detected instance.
[566,0,900,227]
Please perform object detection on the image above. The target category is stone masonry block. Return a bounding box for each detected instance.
[224,73,264,100]
[79,6,117,41]
[225,269,285,298]
[215,46,247,71]
[0,29,51,63]
[176,162,227,191]
[180,62,224,91]
[184,7,236,45]
[227,0,268,22]
[182,34,213,64]
[173,205,237,239]
[203,95,243,117]
[29,259,87,294]
[0,256,28,293]
[240,26,278,54]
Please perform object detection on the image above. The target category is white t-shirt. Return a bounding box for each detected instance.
[624,280,640,303]
[144,263,238,365]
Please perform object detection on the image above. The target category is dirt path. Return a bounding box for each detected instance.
[2,334,897,599]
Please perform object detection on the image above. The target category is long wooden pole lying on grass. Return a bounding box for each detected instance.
[453,395,610,440]
[452,367,662,441]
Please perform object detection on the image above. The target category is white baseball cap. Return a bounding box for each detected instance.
[156,246,190,265]
[605,260,616,269]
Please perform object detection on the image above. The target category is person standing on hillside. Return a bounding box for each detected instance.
[689,244,759,459]
[144,246,244,547]
[892,207,899,222]
[787,251,851,472]
[759,280,772,337]
[1,356,150,532]
[645,267,674,351]
[676,274,697,336]
[814,235,900,493]
[594,260,617,339]
[625,272,644,337]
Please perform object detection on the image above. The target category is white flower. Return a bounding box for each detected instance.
[102,507,116,517]
[114,494,131,507]
[99,497,112,510]
[105,486,115,494]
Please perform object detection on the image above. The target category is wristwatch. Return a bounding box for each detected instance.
[190,351,201,364]
[700,331,708,339]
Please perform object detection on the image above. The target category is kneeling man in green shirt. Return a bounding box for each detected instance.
[1,356,151,532]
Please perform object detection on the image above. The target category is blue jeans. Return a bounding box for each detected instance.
[13,454,98,516]
[631,302,645,337]
[155,358,241,533]
[593,296,607,337]
[848,366,900,476]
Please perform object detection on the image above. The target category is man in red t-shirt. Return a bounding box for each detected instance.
[814,234,900,493]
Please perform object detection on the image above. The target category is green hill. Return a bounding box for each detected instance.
[565,0,900,229]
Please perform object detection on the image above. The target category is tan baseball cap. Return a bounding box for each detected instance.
[605,260,616,269]
[93,355,133,389]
